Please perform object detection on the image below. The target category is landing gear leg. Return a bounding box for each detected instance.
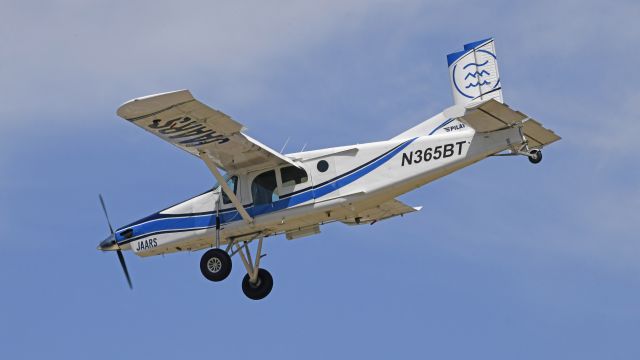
[513,144,542,164]
[513,125,543,164]
[494,129,544,165]
[234,238,273,300]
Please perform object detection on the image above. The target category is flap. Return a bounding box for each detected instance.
[341,198,421,225]
[117,90,298,172]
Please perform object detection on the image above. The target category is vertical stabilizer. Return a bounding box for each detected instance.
[447,38,502,106]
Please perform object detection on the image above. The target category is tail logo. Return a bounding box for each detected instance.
[452,49,499,99]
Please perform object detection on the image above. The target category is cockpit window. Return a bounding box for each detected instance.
[251,170,279,206]
[121,228,133,239]
[280,166,308,187]
[221,176,238,204]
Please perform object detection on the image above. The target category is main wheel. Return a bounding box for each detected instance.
[528,149,542,164]
[241,268,273,300]
[200,248,232,282]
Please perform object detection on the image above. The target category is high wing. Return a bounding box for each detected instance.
[341,198,422,225]
[449,99,561,148]
[116,90,298,172]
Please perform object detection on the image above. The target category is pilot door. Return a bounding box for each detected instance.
[249,165,312,215]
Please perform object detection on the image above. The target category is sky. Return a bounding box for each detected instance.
[1,0,639,358]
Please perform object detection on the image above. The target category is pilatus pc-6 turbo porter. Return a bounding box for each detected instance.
[98,38,560,299]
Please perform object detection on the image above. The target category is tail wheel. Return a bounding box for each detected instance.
[200,248,232,282]
[241,268,273,300]
[528,149,542,164]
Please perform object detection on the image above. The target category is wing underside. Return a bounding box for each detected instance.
[117,90,297,172]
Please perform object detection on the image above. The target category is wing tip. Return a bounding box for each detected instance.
[116,89,193,120]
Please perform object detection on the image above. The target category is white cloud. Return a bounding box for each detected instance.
[0,0,422,121]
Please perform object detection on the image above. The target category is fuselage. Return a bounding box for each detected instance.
[113,113,524,257]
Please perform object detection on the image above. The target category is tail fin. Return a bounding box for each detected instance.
[447,38,502,106]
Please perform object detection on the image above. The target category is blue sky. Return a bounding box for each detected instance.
[1,0,639,358]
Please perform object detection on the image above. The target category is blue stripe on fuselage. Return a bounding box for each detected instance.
[116,138,416,244]
[428,118,454,136]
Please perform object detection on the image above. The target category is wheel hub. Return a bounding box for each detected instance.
[207,257,222,273]
[249,277,262,288]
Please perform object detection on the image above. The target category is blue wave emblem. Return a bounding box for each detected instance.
[451,48,499,99]
[464,70,490,80]
[465,80,491,88]
[463,60,489,69]
[463,64,491,88]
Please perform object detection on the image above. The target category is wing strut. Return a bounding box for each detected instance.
[200,150,253,225]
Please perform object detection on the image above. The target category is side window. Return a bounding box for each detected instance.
[221,176,238,205]
[280,166,308,187]
[251,170,279,206]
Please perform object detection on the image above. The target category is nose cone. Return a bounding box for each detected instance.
[98,234,118,251]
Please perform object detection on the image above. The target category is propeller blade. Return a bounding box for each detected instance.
[97,194,132,289]
[117,249,133,289]
[98,194,114,234]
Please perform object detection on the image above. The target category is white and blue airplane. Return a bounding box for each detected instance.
[98,38,560,300]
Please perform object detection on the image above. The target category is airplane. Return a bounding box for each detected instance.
[98,38,560,300]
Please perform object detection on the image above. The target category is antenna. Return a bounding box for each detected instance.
[300,143,307,152]
[280,137,290,153]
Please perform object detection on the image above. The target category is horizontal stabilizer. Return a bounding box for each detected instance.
[521,119,561,148]
[459,99,526,132]
[341,198,421,225]
[458,99,561,147]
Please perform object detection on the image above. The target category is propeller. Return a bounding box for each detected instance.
[98,194,133,289]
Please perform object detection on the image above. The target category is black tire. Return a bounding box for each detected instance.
[528,149,542,164]
[200,248,232,282]
[241,268,273,300]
